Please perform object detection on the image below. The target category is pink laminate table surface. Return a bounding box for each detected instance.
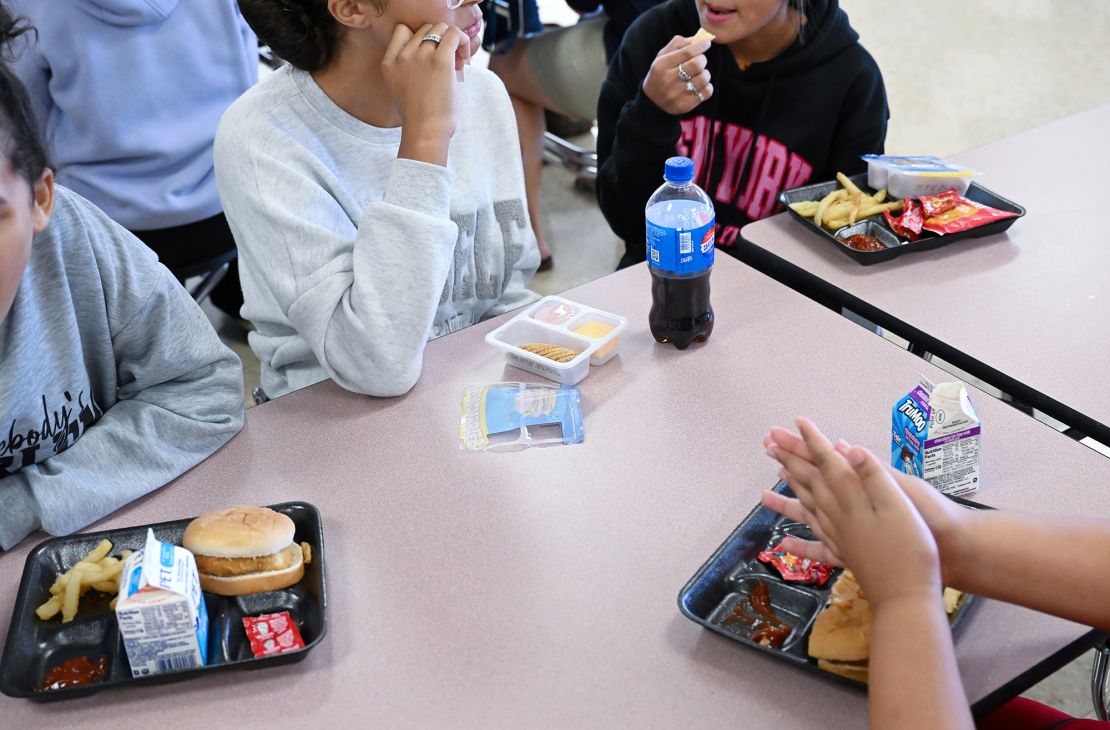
[740,104,1110,444]
[2,257,1108,728]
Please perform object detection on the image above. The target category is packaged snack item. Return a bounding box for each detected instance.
[919,189,962,218]
[459,382,584,451]
[861,154,946,189]
[884,199,924,241]
[116,529,208,677]
[891,375,982,496]
[922,197,1020,235]
[487,296,627,384]
[243,612,305,658]
[758,540,835,586]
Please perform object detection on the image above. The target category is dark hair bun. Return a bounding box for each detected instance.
[239,0,340,71]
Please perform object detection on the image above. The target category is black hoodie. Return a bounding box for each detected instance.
[597,0,888,267]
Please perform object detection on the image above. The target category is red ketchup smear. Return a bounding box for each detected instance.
[37,655,108,691]
[722,579,792,648]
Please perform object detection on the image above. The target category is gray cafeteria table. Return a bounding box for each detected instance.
[739,103,1110,447]
[2,256,1108,728]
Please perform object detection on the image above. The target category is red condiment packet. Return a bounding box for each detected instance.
[243,612,305,658]
[922,197,1019,235]
[758,540,834,586]
[884,199,924,241]
[919,188,961,218]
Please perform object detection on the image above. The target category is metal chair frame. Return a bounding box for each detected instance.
[1093,638,1110,720]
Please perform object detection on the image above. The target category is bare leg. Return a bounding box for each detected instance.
[489,41,560,264]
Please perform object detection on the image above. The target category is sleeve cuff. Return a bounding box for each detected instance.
[0,475,40,551]
[384,158,454,220]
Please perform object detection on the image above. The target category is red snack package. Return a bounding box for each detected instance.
[758,540,835,586]
[923,198,1019,235]
[884,199,924,241]
[242,612,305,658]
[919,188,961,218]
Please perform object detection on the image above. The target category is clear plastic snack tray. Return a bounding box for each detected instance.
[485,295,628,385]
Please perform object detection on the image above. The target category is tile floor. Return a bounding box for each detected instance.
[210,0,1110,718]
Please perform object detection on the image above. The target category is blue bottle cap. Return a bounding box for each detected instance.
[664,156,694,184]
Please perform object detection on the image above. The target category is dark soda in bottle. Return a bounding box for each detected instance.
[645,157,714,349]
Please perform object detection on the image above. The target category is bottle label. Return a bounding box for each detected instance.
[646,217,715,274]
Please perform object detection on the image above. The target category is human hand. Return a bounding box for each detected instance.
[384,23,465,165]
[641,35,713,115]
[764,418,943,610]
[763,425,972,585]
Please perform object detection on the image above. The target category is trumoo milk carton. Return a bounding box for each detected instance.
[891,375,982,496]
[116,529,208,677]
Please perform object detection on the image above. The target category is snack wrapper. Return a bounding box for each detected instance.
[884,199,924,240]
[919,189,961,218]
[922,197,1019,235]
[242,612,305,658]
[459,382,584,451]
[758,540,834,586]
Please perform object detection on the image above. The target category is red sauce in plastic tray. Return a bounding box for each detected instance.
[721,579,793,648]
[839,233,885,252]
[37,655,108,691]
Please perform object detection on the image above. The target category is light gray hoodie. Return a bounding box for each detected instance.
[0,187,245,550]
[215,66,540,398]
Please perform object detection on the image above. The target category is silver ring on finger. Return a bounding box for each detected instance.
[685,80,698,95]
[694,89,706,103]
[677,63,692,82]
[421,33,444,45]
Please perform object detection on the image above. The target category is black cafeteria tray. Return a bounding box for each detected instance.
[779,173,1026,265]
[677,482,976,688]
[0,501,327,701]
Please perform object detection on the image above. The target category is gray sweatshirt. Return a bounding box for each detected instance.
[215,66,540,398]
[0,186,245,550]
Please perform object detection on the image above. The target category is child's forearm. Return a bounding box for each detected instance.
[947,511,1110,628]
[869,593,973,730]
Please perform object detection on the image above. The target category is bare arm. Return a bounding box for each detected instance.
[870,594,971,730]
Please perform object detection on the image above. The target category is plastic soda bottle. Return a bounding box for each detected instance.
[645,156,714,349]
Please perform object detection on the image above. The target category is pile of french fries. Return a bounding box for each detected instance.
[36,539,132,623]
[789,172,904,231]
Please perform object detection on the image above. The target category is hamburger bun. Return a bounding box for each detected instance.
[808,570,872,681]
[183,506,304,596]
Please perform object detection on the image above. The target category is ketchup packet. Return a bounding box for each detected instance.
[923,197,1019,235]
[919,188,961,217]
[242,612,305,658]
[758,540,835,586]
[884,199,924,241]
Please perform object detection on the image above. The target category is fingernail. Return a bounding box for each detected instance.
[778,468,789,482]
[766,444,779,458]
[847,448,865,466]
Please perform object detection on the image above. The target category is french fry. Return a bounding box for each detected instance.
[836,172,862,197]
[301,542,313,565]
[37,540,130,622]
[35,595,63,621]
[824,217,849,231]
[857,200,904,218]
[82,540,113,566]
[788,200,819,216]
[848,192,863,225]
[814,189,846,228]
[872,189,887,204]
[61,572,83,623]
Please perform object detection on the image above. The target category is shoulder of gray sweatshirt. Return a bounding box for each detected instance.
[0,186,246,551]
[214,65,540,398]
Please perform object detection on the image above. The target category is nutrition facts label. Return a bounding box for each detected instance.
[923,433,980,496]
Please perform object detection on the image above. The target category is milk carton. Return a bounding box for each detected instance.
[891,376,982,496]
[116,529,208,677]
